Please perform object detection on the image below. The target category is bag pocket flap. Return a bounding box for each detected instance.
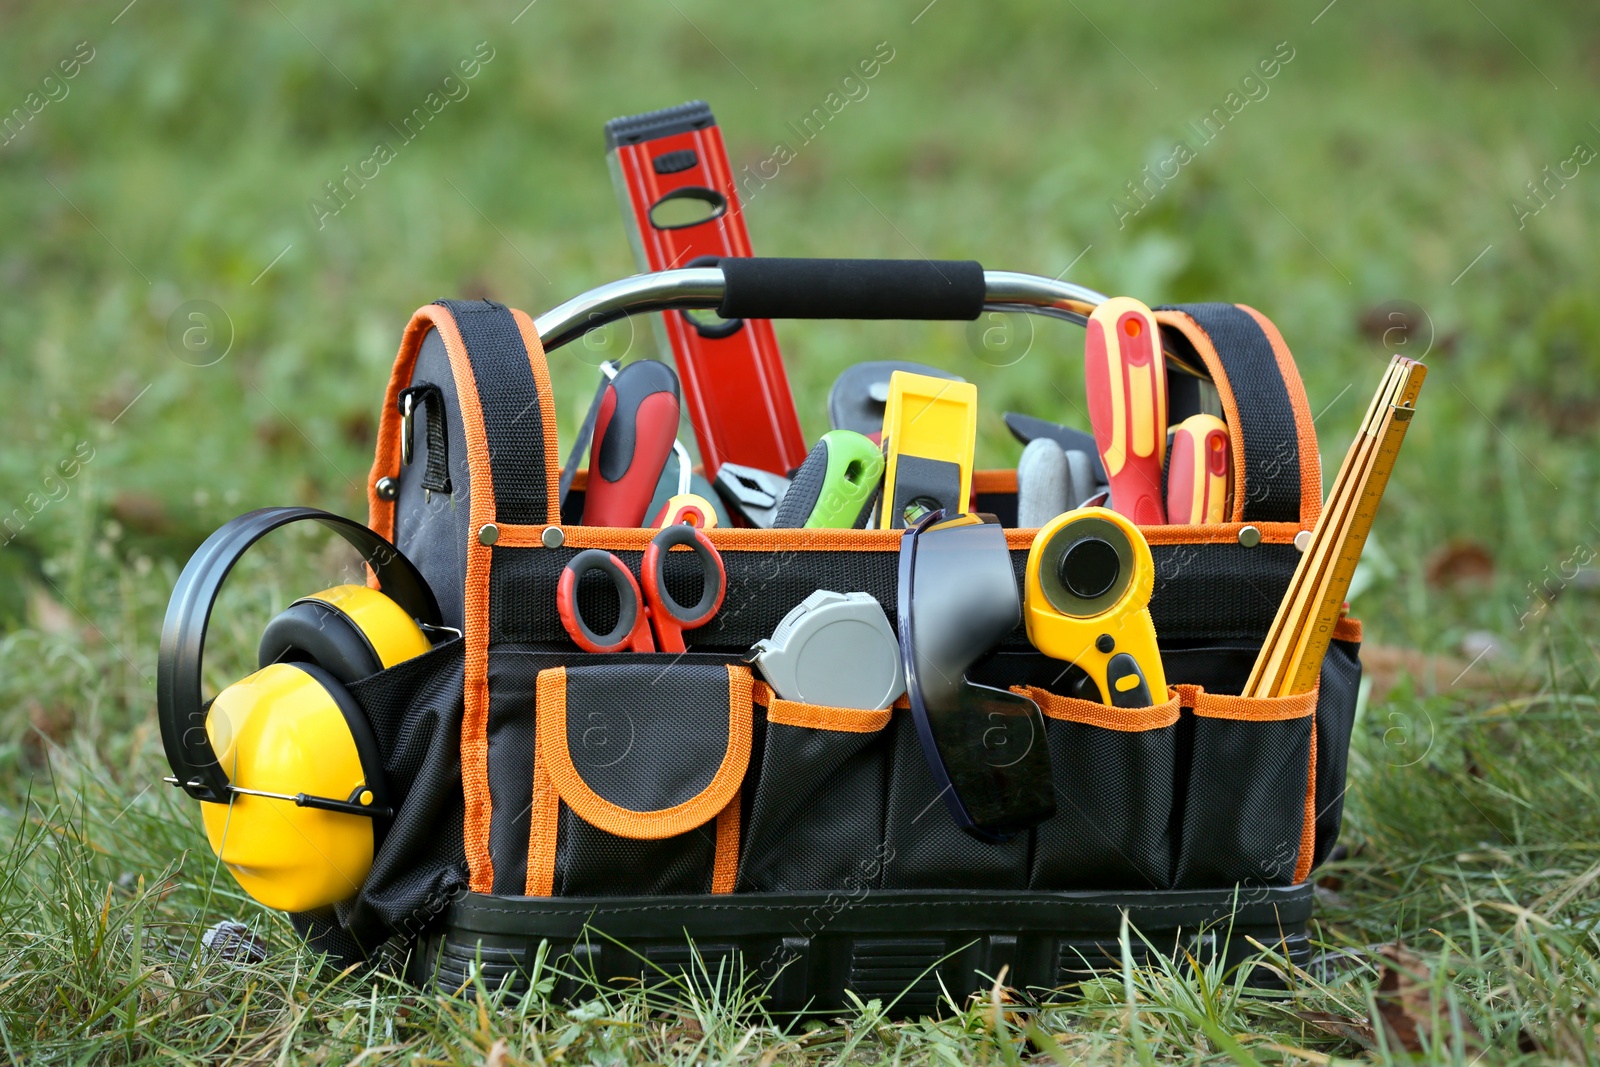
[536,662,752,840]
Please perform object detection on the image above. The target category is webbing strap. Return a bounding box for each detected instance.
[434,299,554,526]
[397,383,452,496]
[1158,303,1302,524]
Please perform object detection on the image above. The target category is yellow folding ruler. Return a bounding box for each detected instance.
[1246,355,1427,698]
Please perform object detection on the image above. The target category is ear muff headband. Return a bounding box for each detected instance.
[157,506,440,804]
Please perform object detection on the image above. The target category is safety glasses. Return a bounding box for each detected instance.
[897,512,1056,841]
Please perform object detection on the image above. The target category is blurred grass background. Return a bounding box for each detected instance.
[2,0,1599,1061]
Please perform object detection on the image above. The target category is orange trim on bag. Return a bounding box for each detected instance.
[1294,713,1318,883]
[495,521,1303,554]
[368,307,450,544]
[510,307,562,524]
[1190,686,1318,721]
[1134,522,1302,546]
[767,698,893,733]
[498,523,907,552]
[712,794,740,894]
[536,665,753,840]
[1155,310,1249,522]
[973,469,1018,495]
[1011,685,1180,731]
[408,307,503,895]
[1239,305,1321,531]
[1332,615,1362,643]
[525,746,559,896]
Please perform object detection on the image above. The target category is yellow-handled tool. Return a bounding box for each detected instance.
[1024,508,1167,707]
[1085,297,1168,525]
[879,371,978,528]
[1165,414,1231,524]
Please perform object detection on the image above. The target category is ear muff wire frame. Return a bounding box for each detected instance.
[157,506,441,806]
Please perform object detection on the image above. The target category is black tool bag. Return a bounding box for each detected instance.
[320,263,1361,1015]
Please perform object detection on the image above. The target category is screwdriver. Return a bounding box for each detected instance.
[1085,297,1168,525]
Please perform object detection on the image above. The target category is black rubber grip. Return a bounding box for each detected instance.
[718,258,985,321]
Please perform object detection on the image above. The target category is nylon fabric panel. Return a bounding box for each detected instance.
[1172,704,1311,889]
[484,648,569,896]
[435,299,552,526]
[738,710,890,891]
[490,543,901,650]
[1029,716,1177,890]
[553,806,717,895]
[303,639,470,958]
[493,541,1298,650]
[879,711,1029,889]
[1311,637,1362,869]
[393,328,472,630]
[1160,303,1301,523]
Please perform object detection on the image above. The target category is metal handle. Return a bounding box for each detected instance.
[532,265,1209,378]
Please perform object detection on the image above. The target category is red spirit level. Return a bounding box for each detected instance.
[605,101,808,479]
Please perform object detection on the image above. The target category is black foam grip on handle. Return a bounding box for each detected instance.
[718,258,986,321]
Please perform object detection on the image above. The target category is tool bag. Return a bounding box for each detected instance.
[306,263,1362,1014]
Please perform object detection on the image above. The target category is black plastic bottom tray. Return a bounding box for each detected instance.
[409,885,1314,1015]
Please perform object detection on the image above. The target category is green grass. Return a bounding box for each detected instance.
[3,0,1600,1061]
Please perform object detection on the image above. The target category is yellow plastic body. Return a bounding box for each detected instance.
[879,372,978,527]
[1023,508,1168,705]
[202,662,374,912]
[654,492,720,529]
[304,584,431,667]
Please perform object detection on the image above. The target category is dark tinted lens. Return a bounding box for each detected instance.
[899,514,1056,840]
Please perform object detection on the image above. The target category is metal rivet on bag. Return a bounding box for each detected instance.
[375,476,398,500]
[1237,525,1261,548]
[478,523,499,546]
[1294,530,1312,552]
[541,525,565,548]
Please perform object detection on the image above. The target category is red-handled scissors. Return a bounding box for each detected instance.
[556,524,727,653]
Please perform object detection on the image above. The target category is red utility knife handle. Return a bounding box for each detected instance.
[582,360,681,528]
[606,102,808,477]
[1085,297,1168,525]
[1165,414,1231,524]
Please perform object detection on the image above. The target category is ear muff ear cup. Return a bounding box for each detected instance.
[257,584,432,684]
[202,661,393,912]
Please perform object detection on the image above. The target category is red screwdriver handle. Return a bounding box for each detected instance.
[582,360,681,528]
[1086,297,1168,526]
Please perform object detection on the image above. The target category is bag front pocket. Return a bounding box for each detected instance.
[879,709,1030,890]
[1013,685,1180,891]
[526,661,753,897]
[1171,685,1317,890]
[738,687,893,892]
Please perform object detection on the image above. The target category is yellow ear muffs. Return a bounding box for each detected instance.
[158,508,441,914]
[202,661,392,911]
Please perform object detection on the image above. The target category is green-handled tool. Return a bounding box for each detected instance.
[772,430,884,529]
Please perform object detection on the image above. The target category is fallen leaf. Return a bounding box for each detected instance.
[1294,1009,1375,1050]
[1371,943,1484,1055]
[340,409,375,448]
[1361,644,1531,702]
[1425,539,1495,589]
[110,490,171,536]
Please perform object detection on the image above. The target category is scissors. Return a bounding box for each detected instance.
[556,524,727,653]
